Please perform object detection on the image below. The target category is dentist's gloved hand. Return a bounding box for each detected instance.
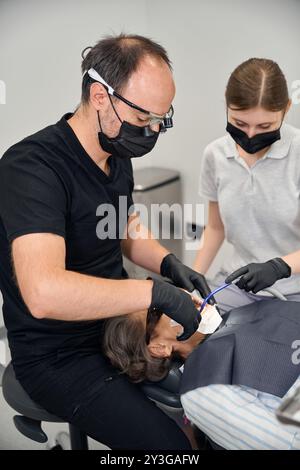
[225,258,291,294]
[150,279,201,341]
[160,253,216,306]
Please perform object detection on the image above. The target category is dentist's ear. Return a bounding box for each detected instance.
[90,82,110,111]
[148,343,172,358]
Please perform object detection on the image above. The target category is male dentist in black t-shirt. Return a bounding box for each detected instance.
[0,34,213,450]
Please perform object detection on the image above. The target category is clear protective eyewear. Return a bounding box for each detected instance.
[87,68,174,132]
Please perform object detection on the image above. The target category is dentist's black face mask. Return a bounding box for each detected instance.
[226,119,283,155]
[97,101,159,159]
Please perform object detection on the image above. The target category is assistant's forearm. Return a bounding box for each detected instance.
[34,270,153,321]
[193,225,225,274]
[281,249,300,274]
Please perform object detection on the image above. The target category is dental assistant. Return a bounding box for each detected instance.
[194,58,300,312]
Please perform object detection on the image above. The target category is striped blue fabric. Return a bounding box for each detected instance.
[181,376,300,450]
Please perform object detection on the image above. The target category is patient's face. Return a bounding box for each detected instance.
[147,311,208,359]
[133,302,215,360]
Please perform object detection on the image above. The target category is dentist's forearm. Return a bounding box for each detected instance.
[121,227,169,274]
[31,270,153,321]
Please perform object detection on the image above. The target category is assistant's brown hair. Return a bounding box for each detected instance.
[81,33,172,104]
[102,308,173,383]
[225,58,289,112]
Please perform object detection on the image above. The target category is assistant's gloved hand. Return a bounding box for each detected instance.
[150,278,201,341]
[160,253,216,305]
[225,257,291,294]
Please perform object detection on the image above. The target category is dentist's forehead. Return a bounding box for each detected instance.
[122,56,175,116]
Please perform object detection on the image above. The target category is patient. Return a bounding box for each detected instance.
[102,298,300,450]
[102,294,210,383]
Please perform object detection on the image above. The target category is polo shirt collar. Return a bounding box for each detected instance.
[224,123,292,160]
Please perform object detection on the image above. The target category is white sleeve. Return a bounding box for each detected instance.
[198,144,218,201]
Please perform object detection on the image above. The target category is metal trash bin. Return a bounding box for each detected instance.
[124,167,182,279]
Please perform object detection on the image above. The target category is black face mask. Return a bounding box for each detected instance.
[226,121,282,154]
[97,107,159,159]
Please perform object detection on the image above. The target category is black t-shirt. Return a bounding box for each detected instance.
[0,113,134,368]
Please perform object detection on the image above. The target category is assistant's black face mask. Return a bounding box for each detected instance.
[226,120,282,155]
[97,107,159,159]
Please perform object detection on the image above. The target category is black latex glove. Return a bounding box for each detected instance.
[160,253,216,305]
[225,257,291,294]
[150,278,201,341]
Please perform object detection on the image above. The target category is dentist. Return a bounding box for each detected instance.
[0,34,213,450]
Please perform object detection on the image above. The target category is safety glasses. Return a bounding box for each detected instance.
[87,68,174,132]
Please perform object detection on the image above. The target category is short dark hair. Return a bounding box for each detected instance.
[81,33,172,104]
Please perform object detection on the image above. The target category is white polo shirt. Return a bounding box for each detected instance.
[199,123,300,295]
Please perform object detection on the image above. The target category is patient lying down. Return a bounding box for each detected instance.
[102,296,214,383]
[103,297,300,450]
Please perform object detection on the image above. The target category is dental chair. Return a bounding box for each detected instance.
[1,359,185,450]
